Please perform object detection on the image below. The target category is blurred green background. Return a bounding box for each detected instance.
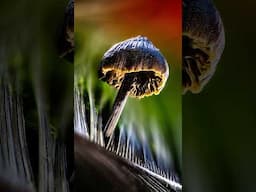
[183,1,256,191]
[0,0,73,191]
[75,0,182,175]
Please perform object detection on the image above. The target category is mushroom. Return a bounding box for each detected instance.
[182,0,225,93]
[98,36,169,137]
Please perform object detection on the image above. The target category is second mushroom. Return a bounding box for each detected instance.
[98,35,169,137]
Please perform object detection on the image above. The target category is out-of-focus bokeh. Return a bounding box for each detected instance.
[183,1,256,191]
[0,0,73,191]
[75,0,182,177]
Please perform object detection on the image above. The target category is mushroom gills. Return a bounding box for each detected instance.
[99,36,169,137]
[182,0,225,93]
[182,35,212,93]
[104,70,163,137]
[102,70,162,97]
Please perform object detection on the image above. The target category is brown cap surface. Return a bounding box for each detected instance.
[182,0,225,93]
[99,36,169,98]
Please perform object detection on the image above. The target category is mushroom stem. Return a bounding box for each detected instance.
[104,74,134,137]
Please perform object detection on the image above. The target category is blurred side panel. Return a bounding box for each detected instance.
[0,0,74,191]
[183,0,256,192]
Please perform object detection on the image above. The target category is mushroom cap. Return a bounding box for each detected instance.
[183,0,225,93]
[98,36,169,98]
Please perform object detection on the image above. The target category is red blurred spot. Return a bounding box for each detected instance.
[106,0,181,55]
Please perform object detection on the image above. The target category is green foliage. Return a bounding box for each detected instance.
[75,26,182,168]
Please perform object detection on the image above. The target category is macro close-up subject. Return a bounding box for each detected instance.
[0,0,239,191]
[74,0,182,191]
